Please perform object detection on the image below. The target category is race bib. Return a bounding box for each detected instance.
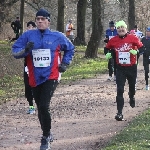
[32,49,51,67]
[118,52,131,64]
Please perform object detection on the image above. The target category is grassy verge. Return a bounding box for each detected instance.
[0,44,24,104]
[102,108,150,150]
[61,53,107,84]
[0,75,24,104]
[75,45,104,55]
[0,40,9,44]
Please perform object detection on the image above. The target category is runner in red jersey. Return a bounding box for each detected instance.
[105,20,143,121]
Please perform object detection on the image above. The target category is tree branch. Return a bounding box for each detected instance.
[24,0,39,11]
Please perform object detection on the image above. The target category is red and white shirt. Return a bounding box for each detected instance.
[106,34,143,66]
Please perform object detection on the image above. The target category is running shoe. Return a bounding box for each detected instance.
[115,113,123,121]
[27,106,35,114]
[146,85,149,90]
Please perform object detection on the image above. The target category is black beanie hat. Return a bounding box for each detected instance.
[109,21,115,27]
[36,9,50,19]
[27,21,36,27]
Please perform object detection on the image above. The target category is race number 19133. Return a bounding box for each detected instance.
[32,49,51,67]
[34,57,49,61]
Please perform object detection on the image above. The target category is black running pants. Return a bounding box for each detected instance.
[32,80,58,137]
[116,65,137,113]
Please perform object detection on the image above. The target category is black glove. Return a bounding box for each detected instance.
[25,42,34,52]
[104,39,108,43]
[59,63,68,73]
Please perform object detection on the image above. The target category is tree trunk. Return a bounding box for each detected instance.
[57,0,64,33]
[74,0,87,46]
[128,0,135,31]
[20,0,25,35]
[85,0,103,58]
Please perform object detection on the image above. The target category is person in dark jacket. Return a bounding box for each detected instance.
[12,9,74,150]
[104,21,117,81]
[24,21,36,114]
[10,17,21,42]
[139,27,150,90]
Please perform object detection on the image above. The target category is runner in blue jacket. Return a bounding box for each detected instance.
[12,8,74,150]
[104,21,117,81]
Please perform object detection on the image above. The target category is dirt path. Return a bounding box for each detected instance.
[0,57,150,150]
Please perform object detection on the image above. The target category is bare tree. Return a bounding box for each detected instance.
[57,0,64,32]
[128,0,135,30]
[20,0,25,34]
[25,0,39,10]
[85,0,103,58]
[74,0,87,45]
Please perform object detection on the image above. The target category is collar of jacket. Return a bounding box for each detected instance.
[37,28,51,34]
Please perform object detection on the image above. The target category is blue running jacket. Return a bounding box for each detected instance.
[105,28,118,40]
[12,29,75,87]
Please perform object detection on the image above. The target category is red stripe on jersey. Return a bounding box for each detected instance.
[26,54,36,87]
[49,45,61,79]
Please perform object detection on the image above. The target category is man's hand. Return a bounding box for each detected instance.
[129,49,137,55]
[59,63,68,73]
[104,38,108,43]
[105,53,112,60]
[25,42,34,52]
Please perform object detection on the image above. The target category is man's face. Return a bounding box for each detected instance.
[35,16,50,30]
[27,24,36,30]
[146,31,150,37]
[117,26,127,36]
[110,26,115,31]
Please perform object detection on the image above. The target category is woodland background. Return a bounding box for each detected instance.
[0,0,150,58]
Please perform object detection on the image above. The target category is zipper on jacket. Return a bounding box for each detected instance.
[41,33,44,40]
[41,32,44,48]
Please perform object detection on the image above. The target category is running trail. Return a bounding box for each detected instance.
[0,57,150,150]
